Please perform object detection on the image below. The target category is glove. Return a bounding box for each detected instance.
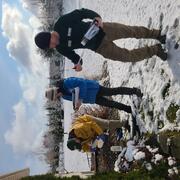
[90,146,97,153]
[91,139,98,152]
[116,128,123,141]
[96,134,108,148]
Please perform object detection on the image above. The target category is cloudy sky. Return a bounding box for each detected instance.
[0,0,50,175]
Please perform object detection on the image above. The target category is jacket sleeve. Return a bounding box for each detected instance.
[64,77,87,101]
[62,95,72,101]
[76,8,101,20]
[60,8,101,24]
[82,144,91,152]
[59,49,83,65]
[85,115,103,135]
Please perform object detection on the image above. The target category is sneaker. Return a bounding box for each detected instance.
[133,88,143,98]
[156,44,168,61]
[157,34,166,44]
[125,106,132,114]
[116,128,123,141]
[131,114,141,137]
[124,121,131,132]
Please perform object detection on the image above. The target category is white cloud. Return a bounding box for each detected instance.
[2,3,32,69]
[25,156,49,175]
[4,70,49,154]
[29,16,42,29]
[2,2,49,156]
[23,87,36,104]
[5,102,37,153]
[1,3,47,75]
[20,0,43,17]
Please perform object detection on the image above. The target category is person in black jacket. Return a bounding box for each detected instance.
[34,8,167,72]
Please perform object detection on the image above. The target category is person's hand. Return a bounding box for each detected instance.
[90,140,98,152]
[94,17,103,28]
[97,134,107,142]
[96,134,108,148]
[72,64,82,71]
[75,99,82,110]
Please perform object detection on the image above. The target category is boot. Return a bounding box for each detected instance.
[116,128,123,140]
[156,44,167,61]
[157,34,166,44]
[124,121,131,133]
[133,88,143,98]
[125,106,132,114]
[131,114,141,137]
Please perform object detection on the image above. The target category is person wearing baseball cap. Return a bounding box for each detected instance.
[35,8,167,72]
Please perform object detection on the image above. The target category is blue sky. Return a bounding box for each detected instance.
[0,0,49,175]
[0,0,22,174]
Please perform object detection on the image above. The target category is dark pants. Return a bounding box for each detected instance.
[95,86,136,114]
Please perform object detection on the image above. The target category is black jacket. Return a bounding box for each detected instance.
[54,8,105,65]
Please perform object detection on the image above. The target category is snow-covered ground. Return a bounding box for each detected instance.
[63,0,180,172]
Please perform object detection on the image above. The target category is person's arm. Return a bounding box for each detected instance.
[82,144,91,152]
[60,49,83,66]
[59,49,83,71]
[60,8,101,24]
[77,8,101,20]
[72,87,82,110]
[85,115,103,135]
[62,95,72,101]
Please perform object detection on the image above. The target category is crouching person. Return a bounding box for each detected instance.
[71,104,109,122]
[66,114,127,152]
[45,77,143,114]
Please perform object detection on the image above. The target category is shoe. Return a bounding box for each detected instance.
[156,44,168,61]
[116,128,123,140]
[131,114,141,137]
[157,34,166,44]
[125,106,132,114]
[124,121,131,132]
[133,88,143,98]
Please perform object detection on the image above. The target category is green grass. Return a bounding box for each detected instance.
[160,69,165,75]
[159,129,180,137]
[139,106,145,121]
[161,81,170,100]
[22,174,81,180]
[166,103,180,123]
[22,162,180,180]
[147,110,154,121]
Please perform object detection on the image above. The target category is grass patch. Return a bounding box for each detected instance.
[150,97,153,103]
[139,106,145,121]
[166,103,180,123]
[161,69,165,75]
[22,163,177,180]
[159,129,180,137]
[161,81,170,99]
[22,174,82,180]
[157,120,164,129]
[147,110,154,121]
[141,111,145,121]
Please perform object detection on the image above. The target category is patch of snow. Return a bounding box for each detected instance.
[62,0,180,172]
[134,151,145,160]
[145,163,152,171]
[154,154,163,163]
[125,140,136,162]
[168,157,176,166]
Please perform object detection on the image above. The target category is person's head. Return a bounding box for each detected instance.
[67,130,82,151]
[34,31,59,50]
[67,138,82,151]
[45,87,62,102]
